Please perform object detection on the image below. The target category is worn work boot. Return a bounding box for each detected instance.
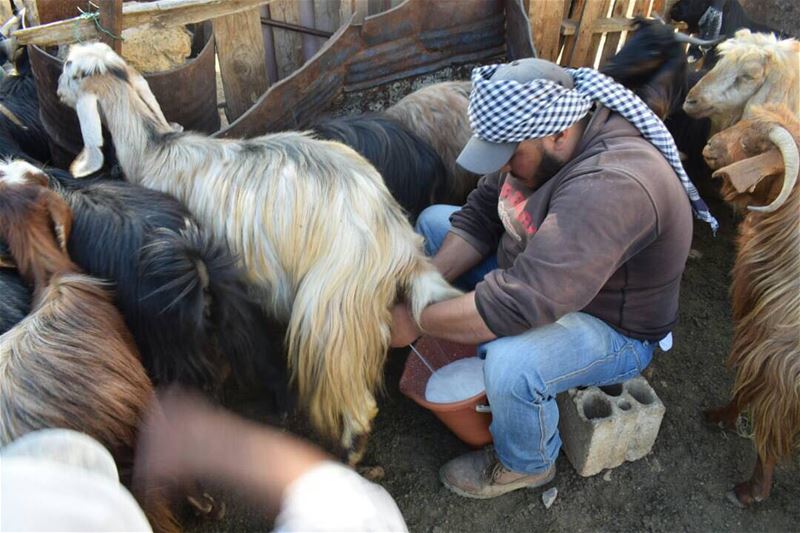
[439,446,556,499]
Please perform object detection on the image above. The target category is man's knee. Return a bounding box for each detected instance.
[483,344,547,403]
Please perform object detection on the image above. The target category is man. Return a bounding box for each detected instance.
[390,58,716,499]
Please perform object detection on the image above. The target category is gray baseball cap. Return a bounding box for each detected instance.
[456,58,574,175]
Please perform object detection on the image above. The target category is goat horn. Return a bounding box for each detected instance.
[674,31,725,47]
[748,126,799,213]
[0,102,26,129]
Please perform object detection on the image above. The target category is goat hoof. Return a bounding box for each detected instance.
[187,492,226,520]
[726,489,748,508]
[728,481,765,509]
[357,465,385,482]
[704,406,735,430]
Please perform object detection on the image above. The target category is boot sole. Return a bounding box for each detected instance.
[439,466,556,500]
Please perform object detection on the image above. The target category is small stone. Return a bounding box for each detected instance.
[603,470,612,482]
[542,487,558,509]
[688,248,703,259]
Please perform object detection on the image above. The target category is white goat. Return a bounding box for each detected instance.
[57,42,460,462]
[684,30,800,133]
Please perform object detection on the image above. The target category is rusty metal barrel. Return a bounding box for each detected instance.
[29,26,219,168]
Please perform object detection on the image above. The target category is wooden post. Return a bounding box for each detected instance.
[599,0,628,66]
[213,7,269,122]
[99,0,123,54]
[651,0,667,16]
[567,0,609,67]
[560,0,584,64]
[530,0,566,63]
[631,0,650,17]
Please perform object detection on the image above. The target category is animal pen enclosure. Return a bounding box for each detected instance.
[7,0,678,150]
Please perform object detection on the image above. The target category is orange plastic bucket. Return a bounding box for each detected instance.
[399,336,493,448]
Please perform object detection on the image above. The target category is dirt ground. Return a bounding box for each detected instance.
[185,174,799,533]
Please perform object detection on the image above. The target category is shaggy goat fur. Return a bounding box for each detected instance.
[702,104,800,503]
[386,81,479,204]
[310,114,448,221]
[0,163,175,531]
[684,30,800,133]
[41,166,284,395]
[0,248,29,334]
[0,50,52,163]
[59,42,460,460]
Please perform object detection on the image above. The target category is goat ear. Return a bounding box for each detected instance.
[131,72,171,128]
[712,148,784,193]
[70,92,105,178]
[0,251,15,269]
[43,190,72,254]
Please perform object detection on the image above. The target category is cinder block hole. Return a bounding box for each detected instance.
[582,395,612,419]
[627,382,655,405]
[617,400,632,411]
[600,383,623,396]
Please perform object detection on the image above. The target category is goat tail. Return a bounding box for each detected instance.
[286,223,459,455]
[141,224,281,393]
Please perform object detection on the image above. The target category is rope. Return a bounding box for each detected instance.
[73,2,124,44]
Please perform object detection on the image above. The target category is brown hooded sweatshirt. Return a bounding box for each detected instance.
[449,107,693,341]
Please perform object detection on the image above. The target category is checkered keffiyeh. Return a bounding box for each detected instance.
[469,64,719,233]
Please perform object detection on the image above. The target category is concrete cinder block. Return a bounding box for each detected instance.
[556,376,665,477]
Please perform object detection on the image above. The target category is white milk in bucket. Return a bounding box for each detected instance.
[424,357,486,403]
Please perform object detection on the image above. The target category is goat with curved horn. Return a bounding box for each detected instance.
[700,104,800,507]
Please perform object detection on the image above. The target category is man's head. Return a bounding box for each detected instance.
[457,58,588,185]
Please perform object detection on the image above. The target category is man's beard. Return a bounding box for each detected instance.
[517,150,566,190]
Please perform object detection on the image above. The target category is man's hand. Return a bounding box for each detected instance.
[389,302,422,348]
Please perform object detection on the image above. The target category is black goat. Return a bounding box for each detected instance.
[0,160,285,400]
[670,0,786,66]
[45,166,285,395]
[601,18,716,185]
[0,49,51,163]
[0,243,30,335]
[310,114,448,221]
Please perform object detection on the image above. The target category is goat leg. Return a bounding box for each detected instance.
[727,455,776,507]
[705,399,741,430]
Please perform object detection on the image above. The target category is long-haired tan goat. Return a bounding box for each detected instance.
[702,104,800,507]
[684,30,800,133]
[57,42,460,462]
[0,161,175,531]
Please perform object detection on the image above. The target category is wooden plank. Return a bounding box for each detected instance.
[560,0,584,64]
[567,0,608,67]
[20,0,38,25]
[651,0,667,16]
[599,0,628,66]
[631,0,650,17]
[15,0,277,47]
[313,0,339,32]
[99,0,123,53]
[213,7,268,122]
[529,0,566,62]
[270,0,303,79]
[585,0,613,67]
[339,0,367,24]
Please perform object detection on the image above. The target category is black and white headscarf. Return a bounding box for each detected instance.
[469,64,719,233]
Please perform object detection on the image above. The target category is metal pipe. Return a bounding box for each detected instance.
[260,17,333,39]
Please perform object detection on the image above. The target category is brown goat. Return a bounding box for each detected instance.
[702,104,800,507]
[0,161,176,531]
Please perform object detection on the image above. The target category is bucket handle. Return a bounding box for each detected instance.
[475,404,491,413]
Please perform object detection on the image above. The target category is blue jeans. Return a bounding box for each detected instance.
[416,205,657,474]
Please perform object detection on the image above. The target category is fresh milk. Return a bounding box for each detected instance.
[424,357,486,403]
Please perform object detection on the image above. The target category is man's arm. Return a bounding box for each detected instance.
[390,292,496,347]
[431,232,485,282]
